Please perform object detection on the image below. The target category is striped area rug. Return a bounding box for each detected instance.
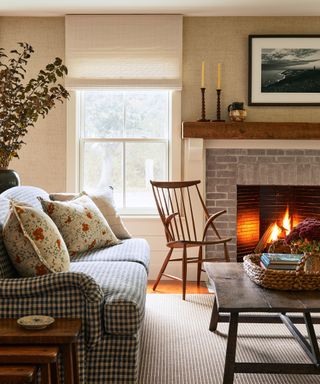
[138,294,320,384]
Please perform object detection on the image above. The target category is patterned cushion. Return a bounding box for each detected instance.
[40,195,120,254]
[3,202,70,277]
[71,238,150,270]
[86,189,131,239]
[0,186,50,279]
[50,188,131,239]
[70,260,147,335]
[0,197,16,278]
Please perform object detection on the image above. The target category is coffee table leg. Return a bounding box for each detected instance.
[209,296,219,332]
[304,312,320,365]
[62,344,74,384]
[223,312,239,384]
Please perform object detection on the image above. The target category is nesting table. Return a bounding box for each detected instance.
[0,318,81,384]
[205,262,320,384]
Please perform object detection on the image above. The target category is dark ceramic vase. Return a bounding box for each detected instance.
[0,169,20,194]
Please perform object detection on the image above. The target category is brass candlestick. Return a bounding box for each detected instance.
[212,89,225,122]
[197,87,210,122]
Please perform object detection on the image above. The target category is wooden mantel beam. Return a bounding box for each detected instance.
[182,122,320,140]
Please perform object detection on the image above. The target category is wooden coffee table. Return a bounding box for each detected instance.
[205,262,320,384]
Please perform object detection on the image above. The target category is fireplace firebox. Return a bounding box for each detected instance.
[237,185,320,261]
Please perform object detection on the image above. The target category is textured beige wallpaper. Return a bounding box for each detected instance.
[182,17,320,122]
[1,16,320,192]
[0,17,66,192]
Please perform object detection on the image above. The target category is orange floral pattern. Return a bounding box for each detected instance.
[40,195,120,254]
[3,202,70,277]
[33,227,44,241]
[35,264,49,276]
[82,223,89,232]
[47,203,55,215]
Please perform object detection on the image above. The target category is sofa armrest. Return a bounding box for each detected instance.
[0,272,104,348]
[0,271,103,300]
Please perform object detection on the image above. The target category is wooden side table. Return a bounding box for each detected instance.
[0,345,60,383]
[0,365,38,383]
[0,318,81,384]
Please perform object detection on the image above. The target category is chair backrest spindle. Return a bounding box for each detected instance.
[187,186,197,241]
[151,180,206,243]
[173,188,186,241]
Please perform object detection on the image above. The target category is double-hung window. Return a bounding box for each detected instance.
[66,15,182,215]
[79,90,170,214]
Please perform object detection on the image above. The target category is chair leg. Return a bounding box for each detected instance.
[153,248,174,291]
[197,246,203,286]
[182,245,187,300]
[224,243,230,262]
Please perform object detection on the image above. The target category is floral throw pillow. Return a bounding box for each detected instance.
[86,189,131,240]
[39,195,120,254]
[49,188,131,239]
[3,202,70,277]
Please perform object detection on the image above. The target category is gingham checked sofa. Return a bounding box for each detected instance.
[0,186,150,383]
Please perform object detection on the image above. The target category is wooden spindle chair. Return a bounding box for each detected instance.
[150,180,232,300]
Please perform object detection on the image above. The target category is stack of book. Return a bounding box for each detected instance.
[260,253,303,270]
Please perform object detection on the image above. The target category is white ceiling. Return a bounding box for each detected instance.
[0,0,320,17]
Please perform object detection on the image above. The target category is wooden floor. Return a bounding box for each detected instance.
[147,280,209,294]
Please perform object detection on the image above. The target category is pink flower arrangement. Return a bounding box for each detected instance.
[285,218,320,253]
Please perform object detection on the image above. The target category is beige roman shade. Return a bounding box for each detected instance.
[65,15,183,89]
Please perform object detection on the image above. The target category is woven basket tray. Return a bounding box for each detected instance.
[243,254,320,291]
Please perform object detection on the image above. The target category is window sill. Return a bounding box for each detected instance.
[121,214,159,220]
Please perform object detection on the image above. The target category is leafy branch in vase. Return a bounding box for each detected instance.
[0,42,69,168]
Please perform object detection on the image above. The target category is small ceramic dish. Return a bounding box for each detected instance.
[17,315,55,330]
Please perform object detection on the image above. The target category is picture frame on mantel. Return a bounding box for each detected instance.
[248,35,320,106]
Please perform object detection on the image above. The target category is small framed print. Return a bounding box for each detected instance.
[248,35,320,106]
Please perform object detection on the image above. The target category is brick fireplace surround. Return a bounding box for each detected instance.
[205,148,320,262]
[182,122,320,277]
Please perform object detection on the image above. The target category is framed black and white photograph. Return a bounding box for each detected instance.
[248,35,320,106]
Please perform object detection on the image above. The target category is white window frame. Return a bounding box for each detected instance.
[66,89,182,216]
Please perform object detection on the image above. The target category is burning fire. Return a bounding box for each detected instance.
[269,206,292,243]
[270,223,281,242]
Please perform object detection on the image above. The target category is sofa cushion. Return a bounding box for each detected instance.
[50,188,131,240]
[0,197,16,278]
[71,238,150,271]
[40,195,120,254]
[0,186,50,279]
[85,189,131,239]
[3,202,70,277]
[70,261,147,335]
[1,186,49,210]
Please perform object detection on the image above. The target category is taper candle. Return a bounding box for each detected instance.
[201,61,205,88]
[217,63,221,90]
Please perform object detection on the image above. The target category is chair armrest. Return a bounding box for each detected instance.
[202,210,227,241]
[0,272,104,348]
[164,212,179,242]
